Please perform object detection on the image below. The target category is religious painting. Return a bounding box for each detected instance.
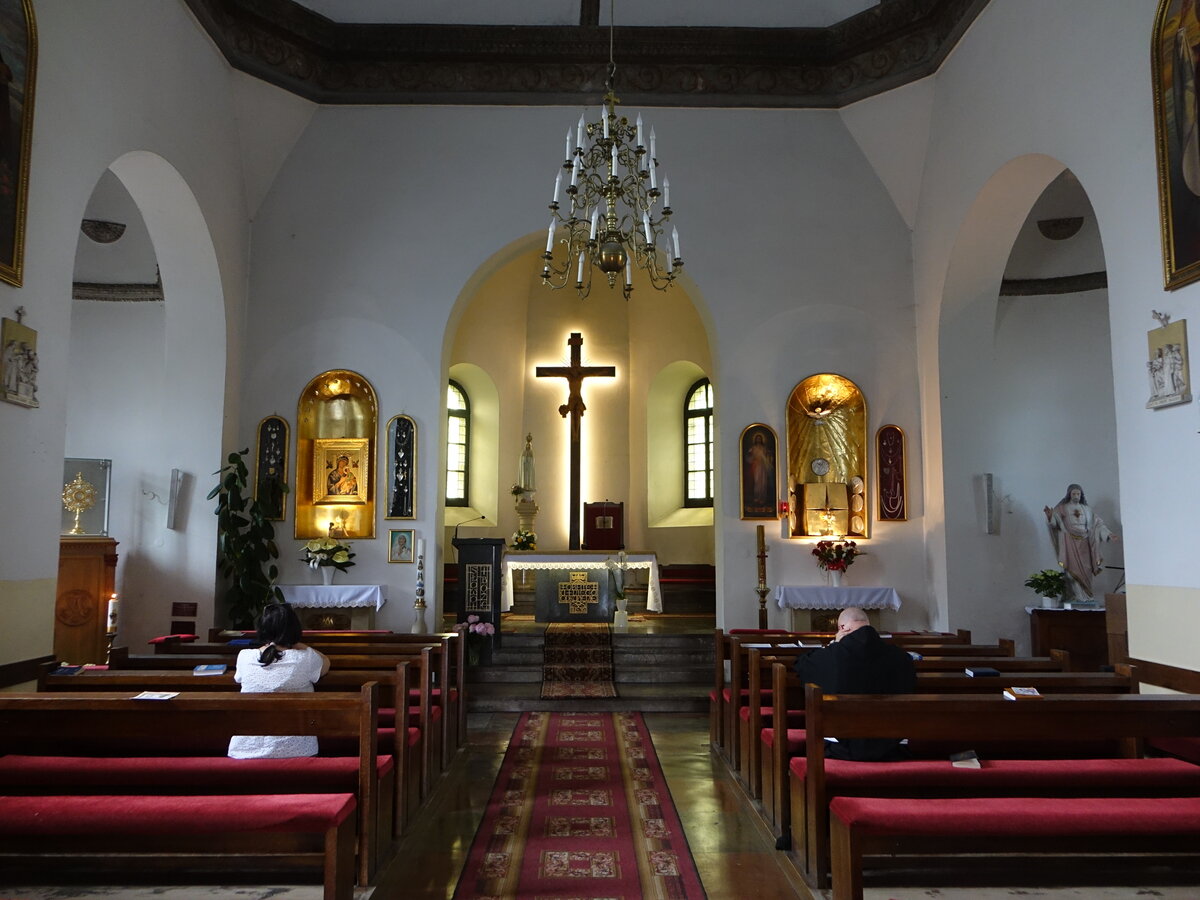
[1,314,35,406]
[1146,317,1192,408]
[0,1,35,287]
[254,415,288,520]
[313,438,369,505]
[739,423,778,520]
[388,528,414,563]
[385,414,416,519]
[1153,0,1200,289]
[875,424,907,521]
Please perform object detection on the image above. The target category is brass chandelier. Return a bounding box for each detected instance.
[540,3,682,301]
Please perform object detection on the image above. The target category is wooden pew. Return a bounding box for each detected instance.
[0,687,385,893]
[791,676,1200,891]
[63,657,434,825]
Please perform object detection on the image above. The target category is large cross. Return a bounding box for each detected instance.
[535,332,616,550]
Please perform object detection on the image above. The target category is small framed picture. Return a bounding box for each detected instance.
[313,438,369,504]
[389,528,414,563]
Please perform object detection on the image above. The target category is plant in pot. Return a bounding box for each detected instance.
[208,448,286,628]
[1024,568,1067,608]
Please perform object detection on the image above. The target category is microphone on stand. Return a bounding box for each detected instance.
[453,515,487,542]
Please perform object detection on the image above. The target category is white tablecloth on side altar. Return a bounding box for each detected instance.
[503,552,662,613]
[774,585,901,611]
[279,584,387,610]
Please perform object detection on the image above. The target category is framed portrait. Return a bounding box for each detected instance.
[0,1,35,287]
[388,528,414,564]
[1,314,36,406]
[1147,317,1192,408]
[875,424,907,521]
[385,414,416,519]
[254,415,289,520]
[313,438,369,505]
[1153,0,1200,288]
[739,423,778,520]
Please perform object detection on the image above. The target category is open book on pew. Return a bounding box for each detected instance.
[1003,686,1042,700]
[965,666,1000,677]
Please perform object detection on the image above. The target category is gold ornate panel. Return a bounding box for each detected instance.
[786,373,868,538]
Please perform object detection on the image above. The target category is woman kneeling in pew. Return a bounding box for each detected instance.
[228,603,332,759]
[794,607,916,761]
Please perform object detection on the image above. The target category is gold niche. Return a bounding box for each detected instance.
[295,369,378,540]
[786,373,868,539]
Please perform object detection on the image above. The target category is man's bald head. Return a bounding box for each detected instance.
[836,607,870,639]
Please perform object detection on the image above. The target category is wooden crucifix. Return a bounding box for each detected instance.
[536,332,616,550]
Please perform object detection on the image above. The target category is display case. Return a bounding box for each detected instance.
[60,457,111,536]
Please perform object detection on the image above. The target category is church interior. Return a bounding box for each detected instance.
[4,0,1200,897]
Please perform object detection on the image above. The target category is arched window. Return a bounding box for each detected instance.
[446,380,470,507]
[684,378,714,507]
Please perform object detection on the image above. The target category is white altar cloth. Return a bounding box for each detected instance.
[775,585,901,612]
[503,552,662,613]
[279,584,387,611]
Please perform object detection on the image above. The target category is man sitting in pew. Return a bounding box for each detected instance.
[793,607,915,761]
[230,603,332,759]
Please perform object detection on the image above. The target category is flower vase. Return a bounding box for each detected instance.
[829,569,843,588]
[321,566,335,586]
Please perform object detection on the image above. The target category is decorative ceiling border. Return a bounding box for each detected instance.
[182,0,990,108]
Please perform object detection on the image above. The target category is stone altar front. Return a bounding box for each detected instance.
[503,551,663,613]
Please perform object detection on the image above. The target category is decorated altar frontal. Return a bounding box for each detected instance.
[503,551,663,613]
[278,583,386,629]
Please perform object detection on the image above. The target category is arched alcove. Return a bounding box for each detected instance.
[935,156,1120,650]
[64,151,226,648]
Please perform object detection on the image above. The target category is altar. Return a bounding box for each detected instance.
[774,585,901,631]
[278,583,386,630]
[503,551,663,614]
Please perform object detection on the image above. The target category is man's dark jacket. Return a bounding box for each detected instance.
[793,624,916,761]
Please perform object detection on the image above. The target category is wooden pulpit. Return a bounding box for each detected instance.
[582,501,624,551]
[452,537,506,657]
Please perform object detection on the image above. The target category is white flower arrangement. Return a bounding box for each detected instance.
[302,538,355,572]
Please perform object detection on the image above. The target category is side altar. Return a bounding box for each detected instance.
[504,551,663,618]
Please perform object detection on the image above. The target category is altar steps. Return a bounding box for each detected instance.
[466,632,712,713]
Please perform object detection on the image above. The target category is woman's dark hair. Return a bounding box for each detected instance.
[255,603,303,665]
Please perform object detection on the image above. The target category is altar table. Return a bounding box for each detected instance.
[774,585,901,612]
[503,551,662,613]
[279,584,386,629]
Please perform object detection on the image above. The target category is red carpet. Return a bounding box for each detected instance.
[541,622,618,699]
[453,711,707,899]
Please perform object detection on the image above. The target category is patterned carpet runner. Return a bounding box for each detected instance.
[541,622,618,699]
[452,711,707,899]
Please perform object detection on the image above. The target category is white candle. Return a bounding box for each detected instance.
[672,226,681,260]
[663,178,670,208]
[602,107,609,139]
[643,213,652,244]
[553,170,562,204]
[589,208,599,240]
[636,113,644,147]
[577,114,585,150]
[576,251,586,283]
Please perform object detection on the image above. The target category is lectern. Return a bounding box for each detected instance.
[452,537,506,658]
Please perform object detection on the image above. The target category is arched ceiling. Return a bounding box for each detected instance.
[184,0,989,107]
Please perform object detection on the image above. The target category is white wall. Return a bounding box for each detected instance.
[0,0,250,671]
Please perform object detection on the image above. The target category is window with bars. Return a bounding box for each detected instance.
[684,378,714,507]
[446,380,470,507]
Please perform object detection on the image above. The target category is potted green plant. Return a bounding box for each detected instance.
[208,448,286,628]
[1024,568,1067,608]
